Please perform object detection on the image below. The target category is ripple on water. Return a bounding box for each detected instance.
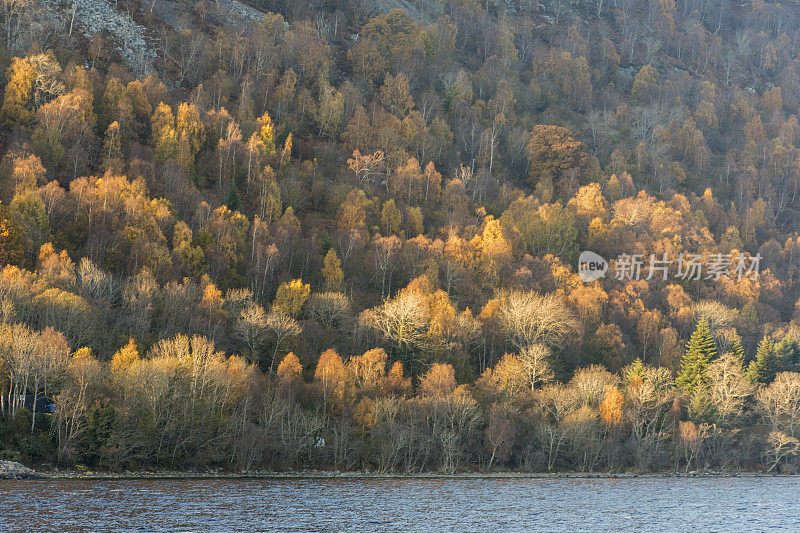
[0,477,798,532]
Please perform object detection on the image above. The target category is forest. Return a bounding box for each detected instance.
[2,0,800,473]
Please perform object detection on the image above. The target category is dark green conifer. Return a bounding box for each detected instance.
[776,337,800,372]
[676,318,717,393]
[728,333,745,364]
[747,336,778,385]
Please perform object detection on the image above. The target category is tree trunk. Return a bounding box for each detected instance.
[69,0,78,37]
[30,376,39,434]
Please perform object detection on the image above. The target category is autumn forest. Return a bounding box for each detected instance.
[2,0,800,474]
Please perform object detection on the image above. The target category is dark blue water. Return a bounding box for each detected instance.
[1,477,798,532]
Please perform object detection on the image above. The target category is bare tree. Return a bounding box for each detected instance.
[708,352,753,425]
[764,431,800,473]
[234,303,269,361]
[498,290,579,351]
[264,311,302,374]
[519,344,555,391]
[758,372,800,437]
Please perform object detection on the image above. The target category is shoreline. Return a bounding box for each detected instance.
[2,460,793,480]
[9,470,797,480]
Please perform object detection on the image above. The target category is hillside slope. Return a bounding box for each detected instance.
[1,0,800,472]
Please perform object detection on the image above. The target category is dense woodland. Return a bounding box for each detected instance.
[3,0,800,473]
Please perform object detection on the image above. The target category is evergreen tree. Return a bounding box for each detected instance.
[676,318,717,393]
[688,386,716,424]
[226,186,241,211]
[747,336,778,385]
[624,357,646,386]
[728,333,745,363]
[775,337,800,372]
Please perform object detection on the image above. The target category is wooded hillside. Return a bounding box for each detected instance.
[2,0,800,473]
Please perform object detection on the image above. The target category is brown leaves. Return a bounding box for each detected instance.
[527,125,589,183]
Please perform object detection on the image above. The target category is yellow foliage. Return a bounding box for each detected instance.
[151,101,177,160]
[176,102,204,169]
[273,278,311,318]
[322,248,344,291]
[599,385,623,427]
[381,361,412,396]
[257,111,275,152]
[315,348,353,409]
[1,57,37,127]
[632,65,657,99]
[111,338,140,379]
[348,348,387,390]
[567,183,609,221]
[418,362,456,397]
[491,352,528,400]
[201,282,224,314]
[354,397,376,428]
[277,351,303,386]
[280,133,292,166]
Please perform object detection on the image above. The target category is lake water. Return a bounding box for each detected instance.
[1,476,798,532]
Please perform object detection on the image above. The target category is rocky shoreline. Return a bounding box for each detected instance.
[0,460,44,479]
[1,461,793,480]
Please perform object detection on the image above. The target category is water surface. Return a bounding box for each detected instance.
[1,476,797,532]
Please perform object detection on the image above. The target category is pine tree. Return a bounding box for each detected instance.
[676,318,717,393]
[624,357,646,386]
[728,333,745,363]
[226,186,241,211]
[775,337,800,372]
[747,336,778,385]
